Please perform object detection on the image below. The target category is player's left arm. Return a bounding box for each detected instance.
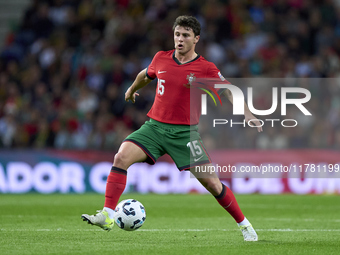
[223,89,263,132]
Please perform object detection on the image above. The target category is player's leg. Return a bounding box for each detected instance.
[103,141,147,215]
[190,167,245,222]
[191,166,258,241]
[113,140,148,169]
[82,120,164,231]
[81,141,147,231]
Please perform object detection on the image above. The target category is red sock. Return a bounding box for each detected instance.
[104,166,127,209]
[214,184,245,223]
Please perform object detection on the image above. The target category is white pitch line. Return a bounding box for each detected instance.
[1,215,340,223]
[255,229,340,232]
[254,218,340,222]
[1,228,340,232]
[0,228,102,232]
[138,229,340,232]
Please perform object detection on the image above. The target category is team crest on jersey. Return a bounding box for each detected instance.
[183,73,223,107]
[184,73,196,88]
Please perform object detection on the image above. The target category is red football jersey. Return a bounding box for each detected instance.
[146,50,226,125]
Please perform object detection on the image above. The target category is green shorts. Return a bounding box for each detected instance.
[124,118,211,171]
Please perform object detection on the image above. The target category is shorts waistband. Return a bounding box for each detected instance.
[149,118,197,129]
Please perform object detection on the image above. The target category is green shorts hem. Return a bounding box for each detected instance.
[123,139,156,165]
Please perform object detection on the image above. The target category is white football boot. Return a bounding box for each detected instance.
[239,224,258,241]
[81,210,114,231]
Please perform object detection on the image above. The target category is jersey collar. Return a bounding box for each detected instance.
[172,50,200,65]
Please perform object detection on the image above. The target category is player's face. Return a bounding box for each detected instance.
[174,26,199,55]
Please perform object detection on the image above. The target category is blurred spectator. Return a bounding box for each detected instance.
[76,84,99,115]
[256,127,289,149]
[0,114,17,147]
[32,3,54,39]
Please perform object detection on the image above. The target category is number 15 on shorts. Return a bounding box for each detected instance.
[187,140,204,162]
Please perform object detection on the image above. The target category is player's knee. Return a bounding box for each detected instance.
[204,180,222,196]
[113,152,130,169]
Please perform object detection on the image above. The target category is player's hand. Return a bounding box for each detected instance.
[125,89,139,103]
[245,112,263,132]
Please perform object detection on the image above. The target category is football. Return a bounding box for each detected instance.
[114,199,146,231]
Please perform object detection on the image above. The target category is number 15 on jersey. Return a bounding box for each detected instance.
[158,79,165,95]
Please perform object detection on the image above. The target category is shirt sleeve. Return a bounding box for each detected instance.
[206,62,225,80]
[146,51,161,80]
[206,62,229,96]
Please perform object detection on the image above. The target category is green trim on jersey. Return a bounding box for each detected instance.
[123,118,211,171]
[172,50,201,65]
[145,66,155,80]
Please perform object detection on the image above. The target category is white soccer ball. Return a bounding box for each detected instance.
[114,199,146,231]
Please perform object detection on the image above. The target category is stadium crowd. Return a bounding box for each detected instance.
[0,0,340,150]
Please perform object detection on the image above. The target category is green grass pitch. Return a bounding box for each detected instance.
[0,193,339,255]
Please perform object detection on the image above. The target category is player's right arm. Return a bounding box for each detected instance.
[125,68,152,103]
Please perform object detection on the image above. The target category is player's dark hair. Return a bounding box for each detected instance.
[173,15,201,36]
